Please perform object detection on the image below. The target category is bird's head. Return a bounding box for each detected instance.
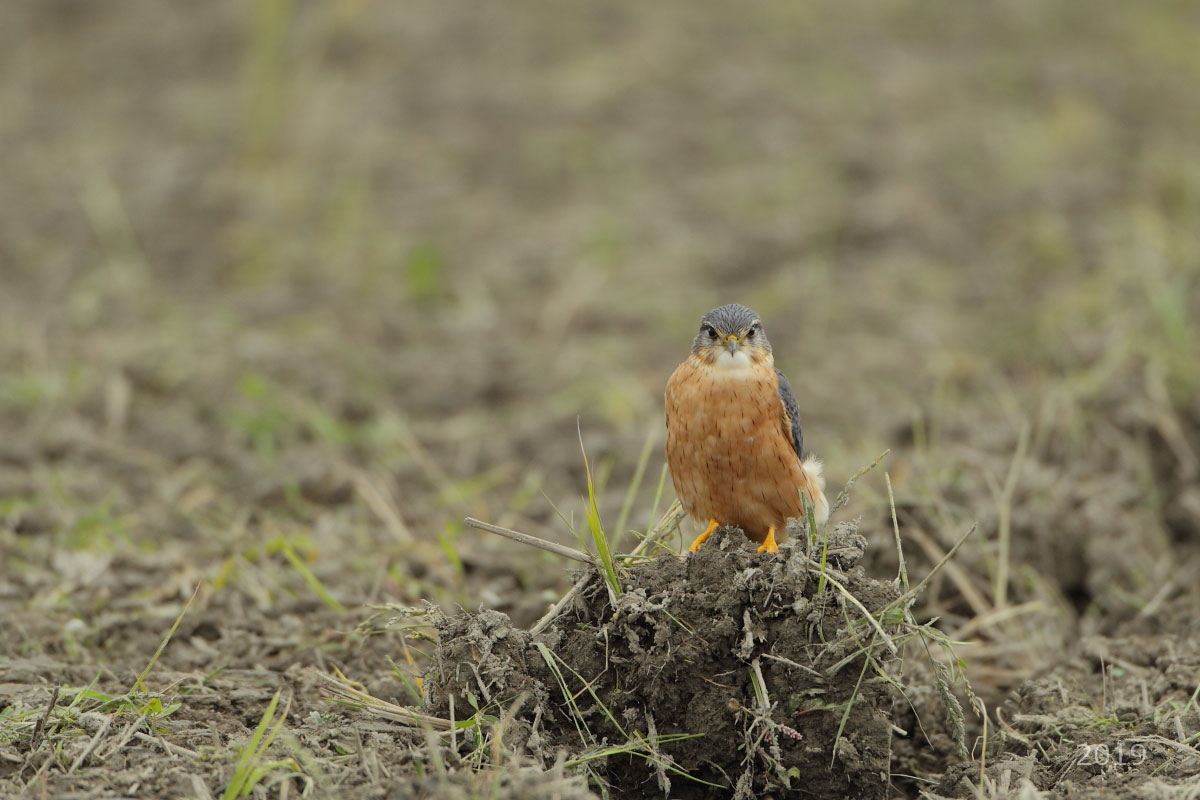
[690,303,772,370]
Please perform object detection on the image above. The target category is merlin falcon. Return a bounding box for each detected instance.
[665,304,830,553]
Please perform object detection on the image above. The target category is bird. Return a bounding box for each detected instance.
[664,303,830,553]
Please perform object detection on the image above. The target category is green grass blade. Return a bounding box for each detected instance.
[281,541,347,613]
[578,422,621,598]
[133,583,200,693]
[224,691,281,799]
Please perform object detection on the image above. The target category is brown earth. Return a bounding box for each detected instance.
[2,1,1200,798]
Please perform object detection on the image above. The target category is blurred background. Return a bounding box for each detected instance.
[2,0,1199,693]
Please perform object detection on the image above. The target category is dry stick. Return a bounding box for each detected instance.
[749,657,788,781]
[633,504,686,558]
[24,753,54,794]
[885,472,909,594]
[1135,578,1176,621]
[464,517,594,565]
[190,774,216,800]
[531,574,591,636]
[29,687,60,753]
[991,421,1029,611]
[101,711,148,760]
[615,504,685,564]
[975,696,989,795]
[895,523,979,610]
[953,601,1045,641]
[351,469,413,544]
[133,731,200,759]
[1184,679,1200,719]
[68,715,112,774]
[904,524,991,619]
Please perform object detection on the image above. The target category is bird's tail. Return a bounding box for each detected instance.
[801,456,831,525]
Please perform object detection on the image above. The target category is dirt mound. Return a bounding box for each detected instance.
[422,520,901,799]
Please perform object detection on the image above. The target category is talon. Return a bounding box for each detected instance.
[689,518,719,552]
[756,526,779,554]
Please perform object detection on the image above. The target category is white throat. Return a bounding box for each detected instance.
[711,349,755,377]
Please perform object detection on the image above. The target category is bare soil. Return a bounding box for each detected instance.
[2,1,1200,798]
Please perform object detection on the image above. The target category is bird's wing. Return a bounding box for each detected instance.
[775,368,804,459]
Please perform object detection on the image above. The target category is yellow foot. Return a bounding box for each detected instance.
[688,518,719,552]
[756,526,779,554]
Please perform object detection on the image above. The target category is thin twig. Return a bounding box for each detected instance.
[190,774,215,800]
[894,523,979,610]
[989,421,1029,610]
[904,523,990,618]
[832,449,889,512]
[464,517,594,565]
[750,658,773,717]
[531,573,592,635]
[760,653,823,678]
[975,696,989,795]
[24,754,54,794]
[625,502,685,561]
[815,570,899,655]
[29,687,60,752]
[100,711,148,760]
[351,469,413,543]
[953,601,1045,640]
[885,473,909,595]
[68,715,111,773]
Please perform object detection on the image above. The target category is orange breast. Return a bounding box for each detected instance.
[664,357,816,543]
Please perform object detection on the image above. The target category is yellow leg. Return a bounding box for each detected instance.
[688,518,719,552]
[756,525,779,554]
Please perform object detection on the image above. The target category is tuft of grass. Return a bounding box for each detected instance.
[534,642,595,748]
[223,691,298,799]
[877,474,978,760]
[577,424,621,600]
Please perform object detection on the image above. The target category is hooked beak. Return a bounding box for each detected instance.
[724,334,740,355]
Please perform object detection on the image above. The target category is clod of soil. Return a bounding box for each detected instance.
[423,520,901,799]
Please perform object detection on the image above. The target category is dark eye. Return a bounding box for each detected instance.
[747,324,759,338]
[701,324,717,338]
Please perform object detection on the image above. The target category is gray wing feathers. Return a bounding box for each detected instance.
[775,368,804,458]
